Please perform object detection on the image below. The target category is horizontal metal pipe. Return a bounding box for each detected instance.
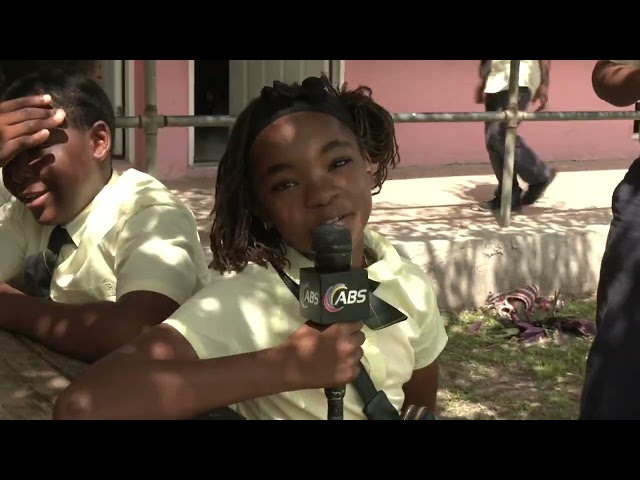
[391,112,507,123]
[392,111,640,122]
[518,110,640,121]
[165,115,237,127]
[113,109,640,130]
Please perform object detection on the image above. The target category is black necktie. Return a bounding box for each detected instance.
[23,226,75,299]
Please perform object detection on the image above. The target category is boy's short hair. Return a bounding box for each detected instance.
[1,68,116,141]
[0,60,96,94]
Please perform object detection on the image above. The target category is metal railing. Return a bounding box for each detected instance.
[115,60,640,228]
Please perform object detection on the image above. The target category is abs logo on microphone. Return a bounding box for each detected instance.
[324,283,368,313]
[300,282,319,308]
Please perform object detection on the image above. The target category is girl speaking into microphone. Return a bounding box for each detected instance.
[54,75,448,420]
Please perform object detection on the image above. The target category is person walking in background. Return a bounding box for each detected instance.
[475,60,556,212]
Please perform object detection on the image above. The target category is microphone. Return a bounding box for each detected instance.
[299,223,370,420]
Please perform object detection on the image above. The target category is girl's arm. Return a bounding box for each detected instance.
[53,321,365,420]
[402,359,440,412]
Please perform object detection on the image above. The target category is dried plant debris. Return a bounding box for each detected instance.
[470,285,596,343]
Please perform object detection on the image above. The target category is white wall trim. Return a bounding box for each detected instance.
[330,60,346,86]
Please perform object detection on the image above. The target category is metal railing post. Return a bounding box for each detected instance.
[142,60,160,178]
[499,60,520,228]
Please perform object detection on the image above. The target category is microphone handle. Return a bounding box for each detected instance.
[325,386,346,420]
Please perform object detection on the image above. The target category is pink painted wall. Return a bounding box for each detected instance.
[344,60,640,168]
[132,60,640,181]
[133,60,190,180]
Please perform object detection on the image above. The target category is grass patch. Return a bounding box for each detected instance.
[436,294,596,420]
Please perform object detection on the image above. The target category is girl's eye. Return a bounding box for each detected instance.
[271,181,296,192]
[330,158,352,170]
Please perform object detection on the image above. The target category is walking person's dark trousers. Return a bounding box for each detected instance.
[580,158,640,419]
[484,87,551,203]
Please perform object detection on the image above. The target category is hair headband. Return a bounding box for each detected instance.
[246,76,357,149]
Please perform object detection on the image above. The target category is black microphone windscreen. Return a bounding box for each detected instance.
[311,224,352,255]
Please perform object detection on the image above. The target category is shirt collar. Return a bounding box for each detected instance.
[64,170,119,246]
[281,227,404,284]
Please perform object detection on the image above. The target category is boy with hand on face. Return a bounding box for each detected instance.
[0,69,210,363]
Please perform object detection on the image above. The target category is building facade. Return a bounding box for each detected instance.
[79,60,640,180]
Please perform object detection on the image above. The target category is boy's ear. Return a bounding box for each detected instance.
[90,120,111,162]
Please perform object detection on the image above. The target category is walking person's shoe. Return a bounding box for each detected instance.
[477,194,522,212]
[521,168,557,206]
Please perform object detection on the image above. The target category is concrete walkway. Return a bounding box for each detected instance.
[159,159,630,311]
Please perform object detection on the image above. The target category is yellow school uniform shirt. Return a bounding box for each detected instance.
[484,60,542,96]
[0,169,210,304]
[164,227,448,420]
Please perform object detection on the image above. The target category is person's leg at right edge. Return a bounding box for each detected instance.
[580,158,640,419]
